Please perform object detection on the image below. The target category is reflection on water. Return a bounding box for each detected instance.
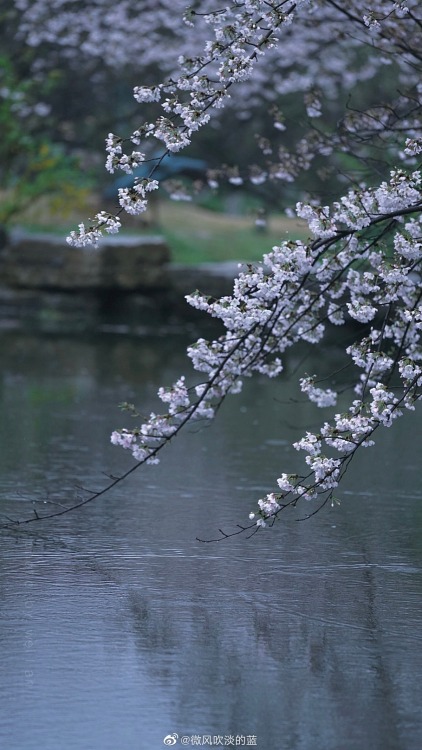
[0,330,421,750]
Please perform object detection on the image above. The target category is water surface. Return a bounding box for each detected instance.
[0,330,421,750]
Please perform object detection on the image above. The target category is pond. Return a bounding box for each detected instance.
[0,329,421,750]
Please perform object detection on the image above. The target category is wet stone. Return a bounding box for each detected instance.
[0,230,171,291]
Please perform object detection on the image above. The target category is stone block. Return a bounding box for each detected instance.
[0,231,171,291]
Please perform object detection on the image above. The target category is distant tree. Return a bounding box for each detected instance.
[0,6,95,228]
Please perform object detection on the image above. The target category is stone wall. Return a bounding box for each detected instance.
[0,230,239,332]
[0,230,171,291]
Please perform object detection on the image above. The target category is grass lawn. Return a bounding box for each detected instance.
[12,194,309,264]
[155,200,308,263]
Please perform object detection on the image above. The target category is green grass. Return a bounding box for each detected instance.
[137,201,308,263]
[163,224,293,264]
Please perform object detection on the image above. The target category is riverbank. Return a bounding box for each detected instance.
[0,229,240,333]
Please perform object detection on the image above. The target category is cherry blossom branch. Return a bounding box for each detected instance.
[3,171,421,535]
[5,0,422,542]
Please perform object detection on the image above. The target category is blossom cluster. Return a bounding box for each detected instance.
[67,0,306,246]
[12,0,421,213]
[109,163,422,529]
[57,0,421,246]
